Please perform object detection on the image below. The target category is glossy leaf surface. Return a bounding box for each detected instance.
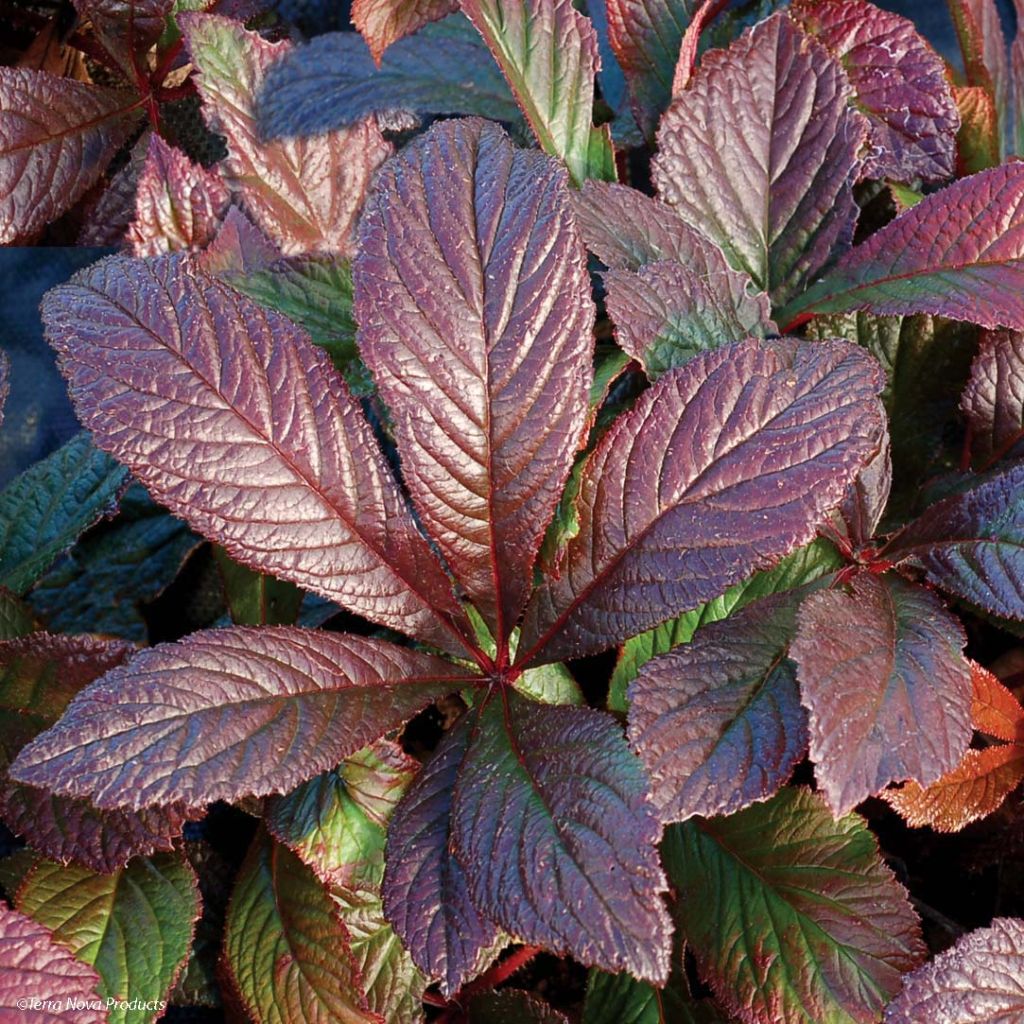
[970,660,1024,740]
[961,329,1024,467]
[352,0,457,61]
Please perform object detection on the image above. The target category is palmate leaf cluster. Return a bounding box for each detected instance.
[2,0,1024,1022]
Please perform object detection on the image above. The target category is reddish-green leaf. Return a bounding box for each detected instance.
[885,918,1024,1023]
[452,693,671,982]
[653,14,866,305]
[949,0,1008,122]
[664,787,925,1024]
[962,329,1024,468]
[10,627,477,811]
[0,69,143,243]
[355,118,593,640]
[41,254,467,648]
[352,0,457,62]
[954,84,1001,173]
[970,660,1024,741]
[792,572,973,816]
[518,338,885,666]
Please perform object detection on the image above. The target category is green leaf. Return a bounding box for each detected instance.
[0,432,128,595]
[16,854,199,1024]
[583,968,730,1024]
[0,588,33,640]
[663,787,924,1024]
[609,539,841,713]
[213,547,303,626]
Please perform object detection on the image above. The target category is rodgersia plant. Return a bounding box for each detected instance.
[3,0,1024,1022]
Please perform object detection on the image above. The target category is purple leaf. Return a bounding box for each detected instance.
[780,164,1024,330]
[41,253,468,649]
[0,351,9,427]
[199,205,280,277]
[835,431,892,547]
[356,118,593,640]
[961,329,1024,468]
[452,692,671,982]
[949,0,1008,118]
[383,716,503,996]
[0,69,144,242]
[791,572,973,816]
[77,131,150,247]
[652,14,867,305]
[126,134,231,257]
[790,0,959,184]
[9,627,479,811]
[884,462,1024,621]
[628,591,809,823]
[352,0,458,62]
[885,917,1024,1023]
[518,338,885,666]
[73,0,173,78]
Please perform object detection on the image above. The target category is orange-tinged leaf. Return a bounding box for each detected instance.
[971,660,1024,742]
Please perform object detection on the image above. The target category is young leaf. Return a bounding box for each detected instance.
[779,164,1024,330]
[42,254,467,649]
[0,69,143,243]
[16,854,199,1024]
[949,0,1008,122]
[629,591,809,823]
[835,435,892,547]
[970,659,1024,741]
[352,0,458,62]
[792,572,973,816]
[10,627,478,811]
[452,693,671,982]
[961,329,1024,468]
[518,338,884,666]
[954,84,1001,173]
[356,118,593,639]
[383,717,503,996]
[0,432,127,596]
[259,15,521,139]
[885,917,1024,1023]
[664,787,925,1024]
[0,904,106,1024]
[126,134,230,257]
[789,0,959,184]
[182,14,392,257]
[459,0,612,184]
[652,14,866,305]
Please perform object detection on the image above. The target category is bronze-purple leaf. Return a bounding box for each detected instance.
[72,0,173,79]
[352,0,458,63]
[961,329,1024,468]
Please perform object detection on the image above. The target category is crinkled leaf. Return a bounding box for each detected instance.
[225,831,375,1024]
[518,338,884,666]
[664,786,925,1024]
[16,855,198,1024]
[792,572,972,816]
[0,69,143,243]
[459,0,612,185]
[970,660,1024,741]
[352,0,457,61]
[0,432,127,596]
[356,118,593,639]
[652,14,866,305]
[962,329,1024,468]
[452,693,671,982]
[126,134,230,257]
[259,15,520,139]
[955,85,1001,173]
[629,591,809,823]
[780,164,1024,330]
[469,989,569,1023]
[0,904,106,1024]
[182,14,391,257]
[199,204,280,277]
[789,0,958,184]
[10,627,477,811]
[42,254,467,649]
[383,717,503,996]
[885,917,1024,1024]
[885,462,1024,621]
[949,0,1008,126]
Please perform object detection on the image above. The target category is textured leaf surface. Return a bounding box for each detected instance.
[955,84,1001,173]
[352,0,457,61]
[383,717,502,996]
[16,855,198,1024]
[0,432,127,596]
[970,660,1024,741]
[356,118,592,638]
[652,15,865,305]
[10,628,477,811]
[629,592,808,823]
[459,0,610,184]
[790,0,958,184]
[781,164,1024,329]
[885,917,1024,1023]
[792,572,972,815]
[453,693,671,982]
[962,330,1024,467]
[126,134,229,257]
[665,787,924,1024]
[518,339,884,666]
[0,903,106,1024]
[884,462,1024,621]
[0,69,142,242]
[42,254,467,648]
[183,14,391,257]
[259,15,519,138]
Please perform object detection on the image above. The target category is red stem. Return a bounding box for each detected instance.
[780,311,814,334]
